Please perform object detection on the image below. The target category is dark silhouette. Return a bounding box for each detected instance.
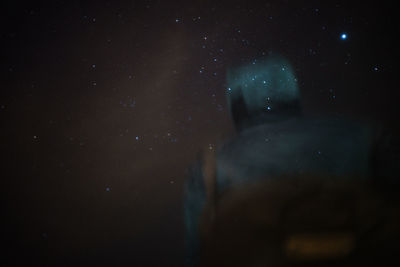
[184,55,400,266]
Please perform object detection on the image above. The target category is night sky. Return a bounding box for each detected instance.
[1,1,399,266]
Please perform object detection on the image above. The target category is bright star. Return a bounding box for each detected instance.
[341,33,347,40]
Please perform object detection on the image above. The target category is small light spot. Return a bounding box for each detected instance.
[136,136,139,140]
[267,106,271,110]
[105,187,111,192]
[341,33,347,40]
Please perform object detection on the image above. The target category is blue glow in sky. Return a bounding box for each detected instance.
[226,55,299,114]
[341,33,347,40]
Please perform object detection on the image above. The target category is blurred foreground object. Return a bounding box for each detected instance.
[184,55,400,266]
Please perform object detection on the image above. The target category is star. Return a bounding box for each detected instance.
[341,33,347,40]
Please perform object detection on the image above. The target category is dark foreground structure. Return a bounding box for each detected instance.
[184,55,400,266]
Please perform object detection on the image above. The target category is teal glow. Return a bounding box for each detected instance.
[226,55,299,114]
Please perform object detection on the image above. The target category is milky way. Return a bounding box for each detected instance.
[1,1,398,266]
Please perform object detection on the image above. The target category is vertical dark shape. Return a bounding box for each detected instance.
[230,88,249,131]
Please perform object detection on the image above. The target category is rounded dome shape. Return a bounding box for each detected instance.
[226,55,301,129]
